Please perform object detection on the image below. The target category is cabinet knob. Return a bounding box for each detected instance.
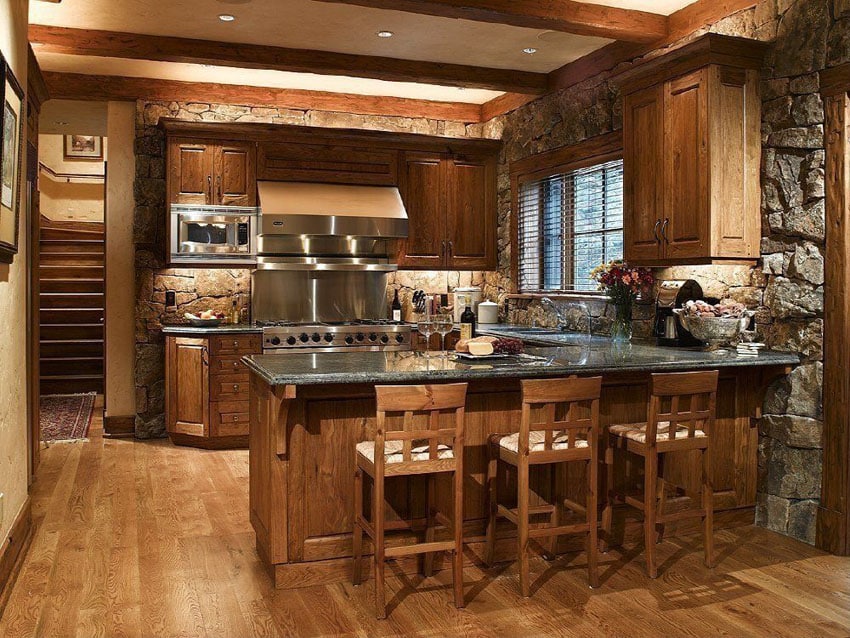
[233,361,240,369]
[232,340,239,348]
[233,415,239,422]
[233,384,240,392]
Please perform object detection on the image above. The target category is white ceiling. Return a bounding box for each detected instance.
[39,99,108,135]
[30,0,700,100]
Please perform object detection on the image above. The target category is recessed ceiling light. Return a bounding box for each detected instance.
[376,30,394,38]
[218,14,236,21]
[522,47,537,54]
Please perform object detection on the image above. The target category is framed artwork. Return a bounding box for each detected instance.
[64,134,103,160]
[0,54,24,264]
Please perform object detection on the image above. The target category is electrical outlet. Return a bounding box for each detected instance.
[165,290,177,310]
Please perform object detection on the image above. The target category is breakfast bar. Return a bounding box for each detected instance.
[244,342,799,589]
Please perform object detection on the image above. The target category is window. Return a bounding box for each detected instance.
[517,158,624,293]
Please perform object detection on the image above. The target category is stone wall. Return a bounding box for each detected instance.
[133,101,498,438]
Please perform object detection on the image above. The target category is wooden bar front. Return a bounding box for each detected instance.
[249,367,787,589]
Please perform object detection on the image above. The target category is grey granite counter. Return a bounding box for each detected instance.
[242,342,799,386]
[161,324,262,335]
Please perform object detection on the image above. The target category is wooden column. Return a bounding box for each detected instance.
[819,65,850,555]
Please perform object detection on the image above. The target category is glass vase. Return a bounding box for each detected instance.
[611,301,633,343]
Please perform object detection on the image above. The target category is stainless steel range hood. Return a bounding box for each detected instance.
[257,182,408,257]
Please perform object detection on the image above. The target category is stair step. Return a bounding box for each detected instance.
[40,279,104,294]
[40,339,104,358]
[40,252,104,266]
[40,292,104,309]
[40,375,103,395]
[41,228,104,242]
[41,357,104,376]
[40,308,104,324]
[40,265,104,280]
[40,240,104,254]
[40,323,104,340]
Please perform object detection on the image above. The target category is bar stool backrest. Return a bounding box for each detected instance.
[373,383,468,474]
[520,376,603,462]
[647,370,719,445]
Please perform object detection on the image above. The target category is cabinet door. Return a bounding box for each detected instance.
[664,70,710,260]
[166,337,209,437]
[623,85,664,263]
[168,138,214,205]
[398,152,446,269]
[446,156,496,270]
[215,142,257,206]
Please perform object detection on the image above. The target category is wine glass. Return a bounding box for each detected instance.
[435,313,454,358]
[417,314,435,358]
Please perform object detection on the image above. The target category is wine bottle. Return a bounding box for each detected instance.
[230,297,240,325]
[460,304,476,340]
[391,289,402,322]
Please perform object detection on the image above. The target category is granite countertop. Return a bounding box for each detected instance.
[161,324,262,335]
[242,341,800,386]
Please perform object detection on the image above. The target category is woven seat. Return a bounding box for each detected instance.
[608,422,706,444]
[356,440,453,464]
[498,431,589,454]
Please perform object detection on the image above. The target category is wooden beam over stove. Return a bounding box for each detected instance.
[42,72,486,123]
[29,25,546,95]
[314,0,669,43]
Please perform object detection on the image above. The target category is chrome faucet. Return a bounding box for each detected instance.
[540,297,568,331]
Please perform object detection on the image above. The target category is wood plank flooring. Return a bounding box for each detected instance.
[1,406,849,637]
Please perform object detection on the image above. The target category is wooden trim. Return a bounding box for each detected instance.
[43,72,486,123]
[315,0,669,43]
[818,90,850,556]
[508,131,624,292]
[103,415,135,438]
[480,92,536,123]
[0,498,33,618]
[29,25,546,95]
[26,46,49,109]
[821,63,850,97]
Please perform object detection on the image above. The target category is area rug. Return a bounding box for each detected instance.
[40,393,96,442]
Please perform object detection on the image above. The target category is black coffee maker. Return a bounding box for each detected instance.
[654,279,703,347]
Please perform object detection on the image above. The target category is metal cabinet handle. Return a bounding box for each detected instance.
[652,219,662,243]
[206,175,212,203]
[201,347,209,366]
[447,240,453,258]
[661,218,669,243]
[217,175,222,201]
[441,239,446,257]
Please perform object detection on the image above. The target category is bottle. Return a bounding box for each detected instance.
[391,289,402,322]
[460,304,476,340]
[230,297,240,325]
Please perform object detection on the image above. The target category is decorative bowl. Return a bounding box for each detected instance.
[186,317,224,327]
[673,309,754,350]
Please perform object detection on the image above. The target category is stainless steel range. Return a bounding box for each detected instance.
[260,320,411,354]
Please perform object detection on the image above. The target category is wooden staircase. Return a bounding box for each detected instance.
[39,218,105,394]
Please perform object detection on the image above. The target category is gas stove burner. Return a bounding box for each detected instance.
[261,320,412,354]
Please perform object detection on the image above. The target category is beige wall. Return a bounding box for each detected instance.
[0,0,29,544]
[105,102,136,420]
[38,133,106,222]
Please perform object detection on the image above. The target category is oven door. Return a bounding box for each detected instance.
[170,210,256,264]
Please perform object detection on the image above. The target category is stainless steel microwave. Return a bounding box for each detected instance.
[170,205,258,264]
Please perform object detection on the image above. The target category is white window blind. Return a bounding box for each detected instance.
[517,159,623,293]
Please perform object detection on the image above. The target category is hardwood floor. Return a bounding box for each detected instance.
[1,408,849,637]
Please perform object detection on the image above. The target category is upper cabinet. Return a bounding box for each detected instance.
[168,137,257,207]
[621,35,767,266]
[398,151,497,270]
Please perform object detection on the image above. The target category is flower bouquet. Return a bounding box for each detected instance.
[590,260,655,342]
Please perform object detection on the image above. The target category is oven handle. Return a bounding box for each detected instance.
[256,260,398,272]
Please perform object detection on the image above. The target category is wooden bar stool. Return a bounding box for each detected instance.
[484,376,603,595]
[601,370,718,578]
[352,382,468,619]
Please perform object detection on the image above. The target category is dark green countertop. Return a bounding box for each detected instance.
[161,324,262,335]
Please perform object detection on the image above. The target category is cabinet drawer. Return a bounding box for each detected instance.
[211,334,261,355]
[211,375,250,400]
[211,403,249,437]
[211,355,249,375]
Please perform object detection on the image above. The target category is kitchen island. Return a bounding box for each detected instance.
[244,342,799,589]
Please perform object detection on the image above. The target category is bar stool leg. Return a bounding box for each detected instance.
[517,459,531,597]
[374,472,386,619]
[655,454,667,544]
[422,474,437,577]
[643,451,659,579]
[484,443,498,567]
[600,440,614,553]
[352,468,364,586]
[452,467,465,609]
[702,445,714,568]
[587,457,600,588]
[545,464,562,560]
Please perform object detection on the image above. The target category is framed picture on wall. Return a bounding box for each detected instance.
[64,134,103,160]
[0,53,24,264]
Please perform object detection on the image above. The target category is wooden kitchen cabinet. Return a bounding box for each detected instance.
[621,34,766,266]
[167,137,257,206]
[165,332,261,448]
[398,151,497,270]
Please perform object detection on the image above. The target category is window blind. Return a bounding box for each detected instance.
[517,159,624,293]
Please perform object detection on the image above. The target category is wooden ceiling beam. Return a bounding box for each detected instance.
[315,0,669,43]
[42,72,486,123]
[29,25,546,95]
